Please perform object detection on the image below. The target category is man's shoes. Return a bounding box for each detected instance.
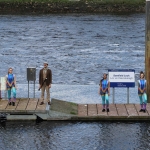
[48,102,51,105]
[40,101,44,105]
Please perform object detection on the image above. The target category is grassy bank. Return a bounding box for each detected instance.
[0,0,145,4]
[0,0,145,14]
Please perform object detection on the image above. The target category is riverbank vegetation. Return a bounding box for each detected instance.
[0,0,145,14]
[0,0,145,4]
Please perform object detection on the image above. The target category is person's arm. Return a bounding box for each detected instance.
[143,80,147,93]
[39,70,41,88]
[5,75,8,90]
[14,75,17,89]
[49,70,52,88]
[6,75,11,87]
[108,81,110,95]
[138,81,143,93]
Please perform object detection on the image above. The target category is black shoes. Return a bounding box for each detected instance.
[12,102,15,106]
[143,110,146,113]
[102,109,105,112]
[40,101,51,105]
[102,108,109,112]
[40,101,44,105]
[8,102,15,106]
[139,109,146,113]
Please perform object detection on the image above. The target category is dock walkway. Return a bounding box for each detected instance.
[0,98,150,121]
[0,98,47,114]
[77,103,150,121]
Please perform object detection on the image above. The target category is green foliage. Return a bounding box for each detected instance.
[0,0,145,4]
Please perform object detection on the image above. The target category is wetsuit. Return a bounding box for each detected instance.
[138,79,147,110]
[6,74,16,102]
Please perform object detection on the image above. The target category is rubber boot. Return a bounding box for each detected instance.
[143,103,146,113]
[102,104,105,112]
[8,98,11,105]
[139,104,143,112]
[106,104,109,112]
[12,97,16,106]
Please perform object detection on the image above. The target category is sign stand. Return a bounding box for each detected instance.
[0,83,1,99]
[108,69,135,104]
[127,88,129,104]
[113,88,115,104]
[28,81,29,99]
[27,67,36,99]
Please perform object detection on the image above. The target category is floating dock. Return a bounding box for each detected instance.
[0,98,47,120]
[77,103,150,121]
[0,98,150,121]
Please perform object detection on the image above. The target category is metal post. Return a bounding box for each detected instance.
[113,88,115,104]
[127,88,129,104]
[146,0,150,103]
[28,81,29,98]
[0,83,1,99]
[34,80,35,98]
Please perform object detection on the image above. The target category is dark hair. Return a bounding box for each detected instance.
[99,73,107,85]
[8,67,13,74]
[140,71,144,78]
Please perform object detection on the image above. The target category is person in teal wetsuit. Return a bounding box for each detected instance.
[6,68,17,106]
[138,71,147,113]
[99,73,110,112]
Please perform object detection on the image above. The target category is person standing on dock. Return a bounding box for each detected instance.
[99,73,110,112]
[39,62,52,105]
[6,67,17,106]
[138,71,147,113]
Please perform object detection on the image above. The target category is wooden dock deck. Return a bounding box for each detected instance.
[0,98,47,114]
[77,103,150,121]
[1,98,150,121]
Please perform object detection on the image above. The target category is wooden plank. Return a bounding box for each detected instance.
[16,98,29,112]
[116,104,128,116]
[0,100,8,112]
[97,104,107,116]
[125,104,138,116]
[108,104,118,116]
[134,104,149,116]
[88,104,97,116]
[78,104,87,116]
[35,99,47,113]
[145,103,150,115]
[26,98,38,113]
[5,99,20,112]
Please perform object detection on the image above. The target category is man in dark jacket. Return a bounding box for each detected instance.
[39,62,52,105]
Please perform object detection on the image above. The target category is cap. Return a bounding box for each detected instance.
[44,62,48,65]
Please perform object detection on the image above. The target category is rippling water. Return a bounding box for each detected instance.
[0,13,145,84]
[0,13,147,150]
[0,121,150,150]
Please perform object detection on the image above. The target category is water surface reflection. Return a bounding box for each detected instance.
[0,121,150,150]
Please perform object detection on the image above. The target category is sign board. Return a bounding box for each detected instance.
[108,69,135,87]
[0,77,6,90]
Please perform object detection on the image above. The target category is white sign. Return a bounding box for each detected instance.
[108,69,135,87]
[0,77,6,90]
[109,72,135,82]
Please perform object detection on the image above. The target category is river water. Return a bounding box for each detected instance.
[0,13,149,150]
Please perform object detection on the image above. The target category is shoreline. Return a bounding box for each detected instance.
[0,0,145,14]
